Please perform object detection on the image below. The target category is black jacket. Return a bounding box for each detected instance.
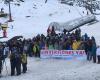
[0,47,4,61]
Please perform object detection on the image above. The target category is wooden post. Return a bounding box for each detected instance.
[8,0,13,22]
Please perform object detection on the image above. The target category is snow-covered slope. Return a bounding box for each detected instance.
[0,0,90,39]
[0,0,100,43]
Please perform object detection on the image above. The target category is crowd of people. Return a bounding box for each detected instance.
[0,26,100,77]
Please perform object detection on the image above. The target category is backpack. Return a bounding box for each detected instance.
[11,47,20,59]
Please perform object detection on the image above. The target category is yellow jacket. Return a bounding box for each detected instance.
[21,53,27,63]
[72,41,81,50]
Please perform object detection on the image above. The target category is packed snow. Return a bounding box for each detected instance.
[0,0,100,80]
[1,58,100,80]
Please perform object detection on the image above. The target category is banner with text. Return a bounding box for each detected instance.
[40,50,86,60]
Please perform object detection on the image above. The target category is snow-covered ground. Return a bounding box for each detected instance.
[1,58,100,80]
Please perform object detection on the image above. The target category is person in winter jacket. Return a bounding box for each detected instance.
[96,46,100,64]
[54,41,59,50]
[58,39,63,50]
[36,43,40,57]
[28,41,33,57]
[84,33,88,41]
[10,43,21,76]
[0,44,4,77]
[86,39,93,61]
[72,40,81,50]
[48,41,54,50]
[39,40,45,50]
[33,44,37,57]
[21,52,27,73]
[33,42,40,57]
[23,42,28,55]
[51,26,56,36]
[47,26,52,36]
[3,45,9,58]
[66,39,72,50]
[91,40,97,63]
